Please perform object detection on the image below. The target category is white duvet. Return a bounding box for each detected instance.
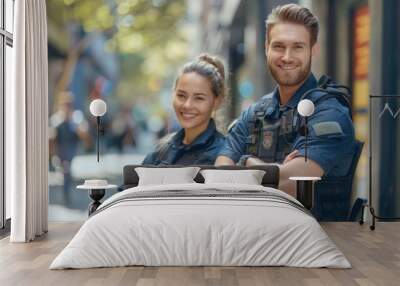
[50,183,350,269]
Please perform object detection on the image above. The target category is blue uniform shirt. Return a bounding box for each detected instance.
[218,74,356,177]
[142,119,225,165]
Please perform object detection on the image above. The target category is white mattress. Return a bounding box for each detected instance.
[50,183,351,269]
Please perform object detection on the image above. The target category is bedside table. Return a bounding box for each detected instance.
[289,176,321,210]
[77,180,117,216]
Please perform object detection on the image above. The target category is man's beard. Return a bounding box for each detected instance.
[268,57,311,87]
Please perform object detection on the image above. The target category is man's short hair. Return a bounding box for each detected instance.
[265,4,319,46]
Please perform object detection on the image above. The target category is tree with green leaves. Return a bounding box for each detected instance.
[47,0,188,112]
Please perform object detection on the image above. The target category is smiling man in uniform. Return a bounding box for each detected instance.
[215,4,356,197]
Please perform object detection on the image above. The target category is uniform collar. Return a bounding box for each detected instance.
[171,119,217,149]
[273,73,318,110]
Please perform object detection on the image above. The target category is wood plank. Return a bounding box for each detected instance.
[0,222,399,286]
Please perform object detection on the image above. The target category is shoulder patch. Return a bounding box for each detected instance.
[312,121,343,136]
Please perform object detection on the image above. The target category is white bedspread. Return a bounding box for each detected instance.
[50,183,351,269]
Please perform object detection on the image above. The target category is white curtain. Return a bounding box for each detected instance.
[7,0,49,242]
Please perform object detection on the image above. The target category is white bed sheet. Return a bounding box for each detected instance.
[50,183,350,269]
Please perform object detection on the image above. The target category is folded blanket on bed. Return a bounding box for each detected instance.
[93,187,311,218]
[50,183,351,269]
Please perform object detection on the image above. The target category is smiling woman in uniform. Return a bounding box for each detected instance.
[142,54,226,165]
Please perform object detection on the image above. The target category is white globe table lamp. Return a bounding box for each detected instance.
[297,99,315,162]
[89,99,107,162]
[297,99,315,117]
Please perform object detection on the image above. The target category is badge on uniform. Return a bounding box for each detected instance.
[263,131,274,149]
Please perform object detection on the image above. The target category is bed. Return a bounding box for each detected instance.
[50,165,350,269]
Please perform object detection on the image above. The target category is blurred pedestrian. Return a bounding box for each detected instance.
[108,104,137,153]
[49,91,90,202]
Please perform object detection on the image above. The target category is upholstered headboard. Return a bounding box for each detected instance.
[121,165,280,190]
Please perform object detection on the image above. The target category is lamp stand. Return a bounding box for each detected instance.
[96,116,100,162]
[305,117,308,162]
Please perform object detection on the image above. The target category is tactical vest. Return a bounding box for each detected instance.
[246,75,352,163]
[246,94,300,163]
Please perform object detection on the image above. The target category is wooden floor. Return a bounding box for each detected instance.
[0,222,399,286]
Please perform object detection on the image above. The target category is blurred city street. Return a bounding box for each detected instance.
[49,152,145,221]
[49,132,151,221]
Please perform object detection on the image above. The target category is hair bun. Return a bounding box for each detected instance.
[198,53,225,81]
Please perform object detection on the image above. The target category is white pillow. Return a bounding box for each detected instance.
[200,169,266,185]
[135,167,200,186]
